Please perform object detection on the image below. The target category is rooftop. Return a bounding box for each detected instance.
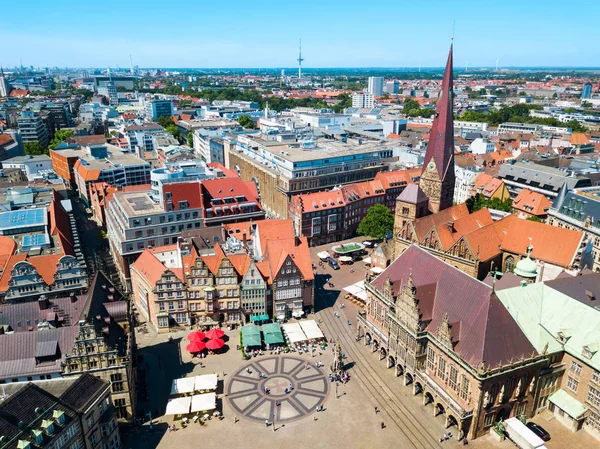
[114,190,162,217]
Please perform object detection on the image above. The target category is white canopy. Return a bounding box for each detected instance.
[299,320,324,340]
[170,377,197,396]
[362,257,372,264]
[317,251,330,260]
[343,280,367,301]
[282,322,308,344]
[165,397,191,415]
[370,266,384,274]
[191,393,217,413]
[194,374,218,391]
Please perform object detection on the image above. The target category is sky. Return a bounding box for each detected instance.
[2,0,599,69]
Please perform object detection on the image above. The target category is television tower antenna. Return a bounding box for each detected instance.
[297,38,304,79]
[496,57,500,71]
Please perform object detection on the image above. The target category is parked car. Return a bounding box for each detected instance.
[362,240,378,248]
[526,422,550,441]
[327,257,340,270]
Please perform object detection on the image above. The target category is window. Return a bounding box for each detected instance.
[90,433,98,447]
[588,385,600,407]
[114,398,127,419]
[437,357,446,381]
[484,412,494,427]
[593,370,600,384]
[570,361,582,375]
[516,401,527,416]
[567,375,579,393]
[449,366,458,390]
[426,347,435,370]
[460,375,469,401]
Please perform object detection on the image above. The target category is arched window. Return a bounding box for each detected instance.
[505,256,515,273]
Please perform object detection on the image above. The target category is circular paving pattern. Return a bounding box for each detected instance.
[226,356,329,424]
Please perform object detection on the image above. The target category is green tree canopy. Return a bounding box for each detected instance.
[156,116,175,128]
[24,141,46,155]
[236,114,255,129]
[402,98,420,114]
[187,132,194,147]
[48,129,75,150]
[526,216,543,222]
[466,193,513,213]
[332,93,352,113]
[357,204,395,240]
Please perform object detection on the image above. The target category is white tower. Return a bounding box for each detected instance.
[297,39,304,79]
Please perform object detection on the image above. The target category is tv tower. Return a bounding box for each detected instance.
[297,38,304,79]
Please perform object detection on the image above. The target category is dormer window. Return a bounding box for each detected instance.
[583,346,593,359]
[557,332,567,343]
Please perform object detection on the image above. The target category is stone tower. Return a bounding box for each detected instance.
[419,45,456,214]
[393,184,429,240]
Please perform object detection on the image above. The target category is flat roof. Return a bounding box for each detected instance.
[0,208,48,231]
[81,152,149,171]
[244,137,393,164]
[115,190,163,217]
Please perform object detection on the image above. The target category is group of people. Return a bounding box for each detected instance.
[329,370,349,384]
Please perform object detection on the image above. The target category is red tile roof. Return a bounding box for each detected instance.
[163,182,203,210]
[512,189,552,216]
[131,249,170,285]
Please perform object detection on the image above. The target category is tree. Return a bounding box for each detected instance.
[466,193,513,213]
[236,114,255,129]
[24,141,46,155]
[402,98,420,114]
[49,129,74,150]
[526,216,543,222]
[165,124,183,143]
[357,204,395,240]
[187,132,194,147]
[332,93,352,113]
[156,116,174,128]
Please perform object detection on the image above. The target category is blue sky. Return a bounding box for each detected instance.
[2,0,599,68]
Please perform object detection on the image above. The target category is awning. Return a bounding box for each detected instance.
[343,281,367,302]
[264,332,285,345]
[292,309,304,318]
[194,374,218,391]
[170,377,196,396]
[362,257,372,265]
[250,313,270,322]
[339,256,353,262]
[549,389,588,419]
[282,322,307,344]
[299,320,324,340]
[370,266,384,274]
[165,397,191,415]
[241,325,262,347]
[191,393,216,413]
[317,251,330,260]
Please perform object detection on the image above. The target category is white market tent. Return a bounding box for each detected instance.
[370,266,384,274]
[299,320,324,340]
[191,393,217,413]
[170,377,197,396]
[194,374,218,391]
[282,322,307,344]
[343,280,367,302]
[362,257,372,265]
[165,396,191,415]
[317,251,330,260]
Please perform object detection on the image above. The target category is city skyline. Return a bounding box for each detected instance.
[2,0,599,69]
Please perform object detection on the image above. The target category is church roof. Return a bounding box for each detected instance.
[396,183,429,204]
[421,45,455,181]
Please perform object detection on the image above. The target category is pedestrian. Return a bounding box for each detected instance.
[265,419,269,428]
[380,422,385,429]
[374,406,379,414]
[315,406,319,413]
[463,438,468,445]
[234,417,238,424]
[313,416,317,422]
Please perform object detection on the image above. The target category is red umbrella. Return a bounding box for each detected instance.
[205,338,225,350]
[205,328,225,340]
[186,341,206,353]
[188,331,206,342]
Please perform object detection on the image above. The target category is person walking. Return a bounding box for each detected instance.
[380,422,385,429]
[374,406,379,414]
[265,419,269,428]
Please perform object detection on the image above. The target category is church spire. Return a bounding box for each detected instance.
[419,45,456,213]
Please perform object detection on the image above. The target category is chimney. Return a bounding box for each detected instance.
[585,290,595,301]
[242,232,247,244]
[447,221,455,233]
[38,296,49,310]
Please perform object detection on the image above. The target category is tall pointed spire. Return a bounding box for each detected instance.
[419,45,456,213]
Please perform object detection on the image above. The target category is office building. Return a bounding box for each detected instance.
[229,134,394,217]
[94,76,134,91]
[145,99,174,120]
[384,80,400,94]
[97,82,118,106]
[2,154,53,181]
[367,77,384,96]
[351,93,375,109]
[105,175,265,289]
[68,144,151,205]
[17,110,50,149]
[582,82,593,99]
[125,123,164,153]
[0,374,121,449]
[130,219,313,331]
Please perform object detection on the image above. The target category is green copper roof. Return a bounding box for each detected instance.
[514,256,538,278]
[496,282,600,371]
[549,389,588,419]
